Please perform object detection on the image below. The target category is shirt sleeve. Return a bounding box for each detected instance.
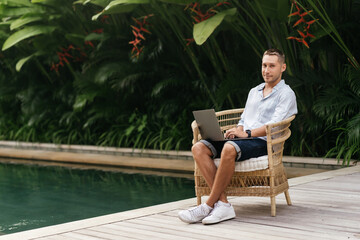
[265,88,297,125]
[237,88,254,127]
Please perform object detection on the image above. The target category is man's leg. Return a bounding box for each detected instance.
[178,142,237,224]
[205,143,236,207]
[192,142,228,206]
[201,142,237,224]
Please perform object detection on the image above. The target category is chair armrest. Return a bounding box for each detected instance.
[265,115,296,168]
[265,115,295,143]
[191,120,200,144]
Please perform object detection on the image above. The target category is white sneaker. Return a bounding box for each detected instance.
[178,203,213,223]
[202,201,236,225]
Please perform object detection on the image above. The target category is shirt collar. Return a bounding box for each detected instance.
[257,79,285,91]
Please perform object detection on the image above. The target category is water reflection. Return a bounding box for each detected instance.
[0,163,194,233]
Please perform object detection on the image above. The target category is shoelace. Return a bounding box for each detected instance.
[189,204,209,218]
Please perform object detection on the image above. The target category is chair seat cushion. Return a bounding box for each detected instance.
[214,155,268,172]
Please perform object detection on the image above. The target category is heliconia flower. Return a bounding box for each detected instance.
[100,15,109,24]
[92,28,104,33]
[129,38,141,47]
[287,36,299,40]
[287,0,316,48]
[186,38,195,46]
[305,19,317,30]
[129,14,153,58]
[306,19,317,25]
[85,41,94,48]
[140,26,151,34]
[64,52,73,58]
[301,38,309,48]
[216,2,230,7]
[297,30,306,38]
[293,17,306,27]
[62,57,69,64]
[131,25,141,32]
[306,32,316,38]
[300,10,313,17]
[50,63,58,72]
[288,10,300,17]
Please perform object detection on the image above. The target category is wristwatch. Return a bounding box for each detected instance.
[245,129,252,138]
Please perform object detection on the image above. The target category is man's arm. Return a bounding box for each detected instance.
[225,125,266,139]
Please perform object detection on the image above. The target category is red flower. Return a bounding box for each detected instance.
[186,38,195,46]
[129,14,153,58]
[287,0,316,48]
[92,28,104,33]
[129,38,141,47]
[85,41,94,48]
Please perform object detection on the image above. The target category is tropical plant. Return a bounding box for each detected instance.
[0,0,358,161]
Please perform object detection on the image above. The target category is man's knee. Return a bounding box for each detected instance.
[192,142,211,158]
[221,143,237,159]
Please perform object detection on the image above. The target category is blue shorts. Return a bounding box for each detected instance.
[200,138,267,162]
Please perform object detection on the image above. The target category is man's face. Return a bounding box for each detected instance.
[261,55,286,85]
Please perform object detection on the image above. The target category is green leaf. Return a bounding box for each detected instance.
[0,6,37,17]
[92,0,149,20]
[158,0,219,4]
[73,95,87,111]
[257,0,289,21]
[15,55,33,72]
[75,0,111,7]
[84,32,103,41]
[73,93,97,111]
[193,8,237,45]
[3,0,32,6]
[10,15,43,30]
[2,25,56,51]
[125,125,135,136]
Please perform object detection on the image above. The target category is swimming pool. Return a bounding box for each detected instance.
[0,163,194,234]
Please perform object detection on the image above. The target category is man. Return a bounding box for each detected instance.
[178,48,297,225]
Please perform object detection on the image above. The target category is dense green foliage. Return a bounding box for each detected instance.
[0,0,359,163]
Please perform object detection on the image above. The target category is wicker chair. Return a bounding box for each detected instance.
[191,108,295,217]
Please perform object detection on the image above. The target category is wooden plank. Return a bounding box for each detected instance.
[237,207,360,235]
[142,214,299,240]
[35,235,73,240]
[104,222,191,240]
[139,214,315,240]
[88,225,144,240]
[74,229,132,240]
[126,218,225,240]
[59,232,105,240]
[161,211,354,240]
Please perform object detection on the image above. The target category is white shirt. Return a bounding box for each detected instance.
[238,80,297,139]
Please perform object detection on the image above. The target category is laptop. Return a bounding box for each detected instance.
[192,109,253,141]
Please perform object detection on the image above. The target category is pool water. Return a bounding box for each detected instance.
[0,163,195,234]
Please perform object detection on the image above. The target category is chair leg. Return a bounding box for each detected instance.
[271,196,276,217]
[197,195,202,205]
[284,190,292,206]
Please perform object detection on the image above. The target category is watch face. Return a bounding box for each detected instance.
[246,130,251,137]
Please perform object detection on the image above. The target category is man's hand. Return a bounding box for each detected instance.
[224,127,248,139]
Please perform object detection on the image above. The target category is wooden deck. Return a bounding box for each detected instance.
[1,165,359,240]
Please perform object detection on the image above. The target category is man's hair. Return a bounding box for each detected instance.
[263,48,285,64]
